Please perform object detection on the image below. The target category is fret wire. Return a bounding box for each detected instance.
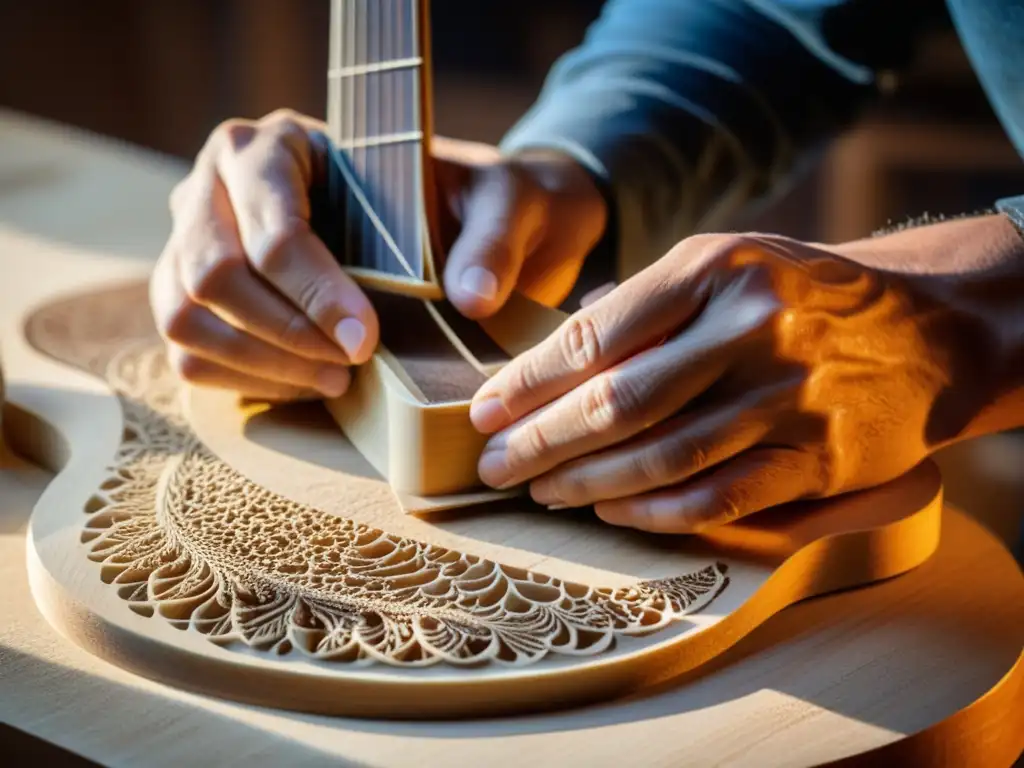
[327,58,422,79]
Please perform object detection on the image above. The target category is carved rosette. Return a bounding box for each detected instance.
[25,285,729,668]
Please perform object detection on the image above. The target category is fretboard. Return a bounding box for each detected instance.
[324,0,435,292]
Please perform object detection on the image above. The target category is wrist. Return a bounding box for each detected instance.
[860,214,1024,445]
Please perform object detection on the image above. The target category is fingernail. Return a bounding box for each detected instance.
[460,266,499,301]
[477,446,514,489]
[547,503,570,511]
[469,395,510,433]
[334,317,367,361]
[315,366,351,398]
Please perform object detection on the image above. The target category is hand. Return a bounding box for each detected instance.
[469,218,1022,533]
[151,110,606,400]
[431,138,607,317]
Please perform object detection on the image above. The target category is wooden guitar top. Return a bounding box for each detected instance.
[10,274,942,718]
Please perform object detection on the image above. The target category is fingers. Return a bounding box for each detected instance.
[173,169,349,364]
[211,111,379,364]
[442,164,546,319]
[165,345,321,402]
[151,255,352,399]
[469,261,710,435]
[528,400,771,508]
[595,448,822,534]
[475,328,730,489]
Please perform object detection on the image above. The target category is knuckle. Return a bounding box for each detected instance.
[581,374,644,433]
[247,218,309,275]
[688,443,710,474]
[559,314,602,372]
[635,439,708,488]
[214,118,257,153]
[181,250,246,303]
[294,276,336,324]
[630,501,668,533]
[704,485,744,525]
[161,300,202,344]
[260,110,311,159]
[711,233,756,259]
[553,475,588,506]
[505,359,541,404]
[168,348,206,382]
[677,232,754,270]
[510,421,551,465]
[277,311,316,349]
[262,107,303,127]
[633,446,678,487]
[267,111,306,140]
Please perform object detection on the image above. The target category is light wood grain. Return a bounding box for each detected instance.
[2,448,1022,766]
[7,269,941,718]
[1,108,1022,764]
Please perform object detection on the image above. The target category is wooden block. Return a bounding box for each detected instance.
[324,290,567,503]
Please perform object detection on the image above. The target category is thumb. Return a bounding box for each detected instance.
[442,165,544,319]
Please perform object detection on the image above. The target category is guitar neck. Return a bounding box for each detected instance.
[321,0,441,298]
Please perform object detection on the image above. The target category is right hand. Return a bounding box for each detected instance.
[151,109,607,401]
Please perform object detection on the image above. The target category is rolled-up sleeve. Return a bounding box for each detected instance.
[500,0,937,283]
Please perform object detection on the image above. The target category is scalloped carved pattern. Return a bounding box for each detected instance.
[24,284,730,668]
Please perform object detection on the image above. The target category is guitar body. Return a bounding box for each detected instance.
[2,263,940,718]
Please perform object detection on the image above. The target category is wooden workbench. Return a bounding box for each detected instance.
[0,108,1022,767]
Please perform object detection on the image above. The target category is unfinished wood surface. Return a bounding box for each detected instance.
[2,443,1022,766]
[2,109,1023,762]
[4,271,941,718]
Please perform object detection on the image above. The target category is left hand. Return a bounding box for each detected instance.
[468,229,991,533]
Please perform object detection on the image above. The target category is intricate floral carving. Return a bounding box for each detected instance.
[25,284,729,668]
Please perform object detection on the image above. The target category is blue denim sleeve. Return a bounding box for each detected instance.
[500,0,934,282]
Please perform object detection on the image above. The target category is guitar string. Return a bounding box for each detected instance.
[409,0,419,279]
[335,0,423,280]
[395,0,404,278]
[375,0,383,276]
[344,0,354,274]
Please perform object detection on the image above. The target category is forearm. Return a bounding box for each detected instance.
[501,0,936,284]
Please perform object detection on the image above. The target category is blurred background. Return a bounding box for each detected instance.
[1,0,1022,552]
[6,0,1024,239]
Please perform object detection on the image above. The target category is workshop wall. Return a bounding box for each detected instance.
[3,0,1023,237]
